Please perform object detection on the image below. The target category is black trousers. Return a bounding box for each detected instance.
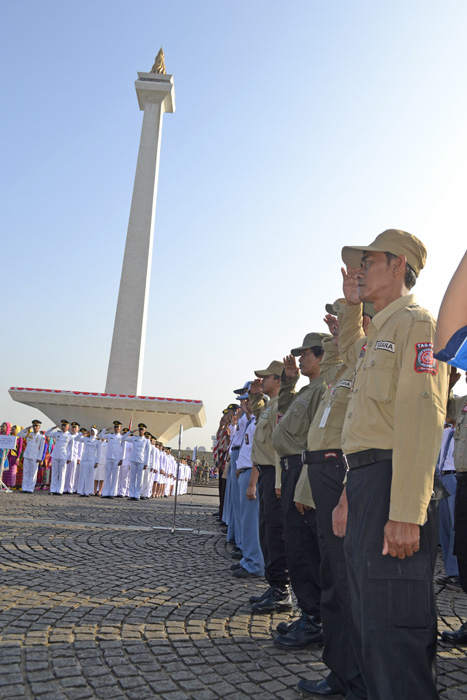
[344,459,438,700]
[281,462,321,617]
[308,458,366,699]
[454,473,467,594]
[257,465,289,588]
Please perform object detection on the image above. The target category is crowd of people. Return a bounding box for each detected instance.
[0,420,192,500]
[212,232,467,700]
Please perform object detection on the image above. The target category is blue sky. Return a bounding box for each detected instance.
[1,1,466,448]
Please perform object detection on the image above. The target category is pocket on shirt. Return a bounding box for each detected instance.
[366,552,432,629]
[365,355,396,403]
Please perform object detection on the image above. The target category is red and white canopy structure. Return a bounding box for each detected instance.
[9,388,205,443]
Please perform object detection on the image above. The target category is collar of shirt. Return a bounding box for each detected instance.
[371,293,417,331]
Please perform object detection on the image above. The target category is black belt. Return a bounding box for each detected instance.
[280,454,302,471]
[231,446,241,451]
[237,467,252,474]
[443,470,456,475]
[302,449,343,465]
[255,464,274,474]
[344,449,393,470]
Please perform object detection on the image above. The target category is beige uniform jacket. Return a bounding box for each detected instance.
[338,294,448,525]
[307,339,354,452]
[250,393,280,467]
[273,374,325,492]
[449,394,467,471]
[272,374,326,458]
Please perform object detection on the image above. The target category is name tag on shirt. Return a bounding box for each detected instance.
[319,406,331,428]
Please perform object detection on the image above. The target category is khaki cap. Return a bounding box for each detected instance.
[291,332,331,357]
[342,229,427,277]
[325,301,376,318]
[254,360,285,378]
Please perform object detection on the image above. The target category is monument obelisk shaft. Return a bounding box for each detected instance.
[105,67,175,395]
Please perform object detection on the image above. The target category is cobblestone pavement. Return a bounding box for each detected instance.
[0,486,466,699]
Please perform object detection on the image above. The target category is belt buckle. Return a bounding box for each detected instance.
[301,450,307,464]
[343,454,350,472]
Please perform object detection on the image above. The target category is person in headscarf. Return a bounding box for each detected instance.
[0,422,11,487]
[4,425,24,488]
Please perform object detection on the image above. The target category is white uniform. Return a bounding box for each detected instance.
[98,430,124,498]
[95,440,108,482]
[17,429,45,493]
[64,434,84,493]
[75,436,99,496]
[44,429,79,494]
[122,434,150,499]
[118,440,133,496]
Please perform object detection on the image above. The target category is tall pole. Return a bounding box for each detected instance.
[105,70,175,395]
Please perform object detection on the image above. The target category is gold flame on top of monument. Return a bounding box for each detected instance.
[151,48,166,75]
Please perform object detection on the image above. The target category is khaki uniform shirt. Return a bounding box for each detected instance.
[307,338,354,452]
[272,373,325,493]
[293,464,315,507]
[251,393,280,467]
[338,294,449,525]
[449,394,467,471]
[272,375,326,457]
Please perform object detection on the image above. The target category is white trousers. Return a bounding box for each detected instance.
[22,457,39,493]
[50,457,67,494]
[129,462,145,499]
[102,459,120,497]
[64,459,79,493]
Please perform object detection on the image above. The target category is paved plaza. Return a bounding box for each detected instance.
[1,484,467,699]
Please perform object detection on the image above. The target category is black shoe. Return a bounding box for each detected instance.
[249,587,273,604]
[231,551,243,560]
[441,621,467,645]
[446,576,462,591]
[231,562,242,571]
[276,616,300,635]
[297,678,343,697]
[274,613,323,648]
[251,586,293,613]
[211,511,220,517]
[232,566,262,579]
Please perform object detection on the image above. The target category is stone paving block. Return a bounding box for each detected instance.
[0,684,27,698]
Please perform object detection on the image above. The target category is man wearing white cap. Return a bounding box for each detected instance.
[336,229,448,699]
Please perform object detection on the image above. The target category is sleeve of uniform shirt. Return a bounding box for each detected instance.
[17,428,30,438]
[293,464,315,508]
[337,302,366,369]
[278,373,300,415]
[319,339,342,386]
[250,391,267,419]
[38,434,45,456]
[389,317,449,525]
[307,379,326,423]
[44,428,61,437]
[98,429,110,439]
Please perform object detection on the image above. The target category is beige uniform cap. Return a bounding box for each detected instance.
[341,229,427,277]
[254,360,284,377]
[290,332,331,357]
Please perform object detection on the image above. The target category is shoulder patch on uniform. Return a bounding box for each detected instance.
[359,343,367,358]
[414,342,438,375]
[336,379,352,390]
[375,340,395,353]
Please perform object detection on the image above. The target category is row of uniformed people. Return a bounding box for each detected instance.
[18,419,190,500]
[220,230,454,700]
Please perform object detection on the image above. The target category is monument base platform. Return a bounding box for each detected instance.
[9,387,205,444]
